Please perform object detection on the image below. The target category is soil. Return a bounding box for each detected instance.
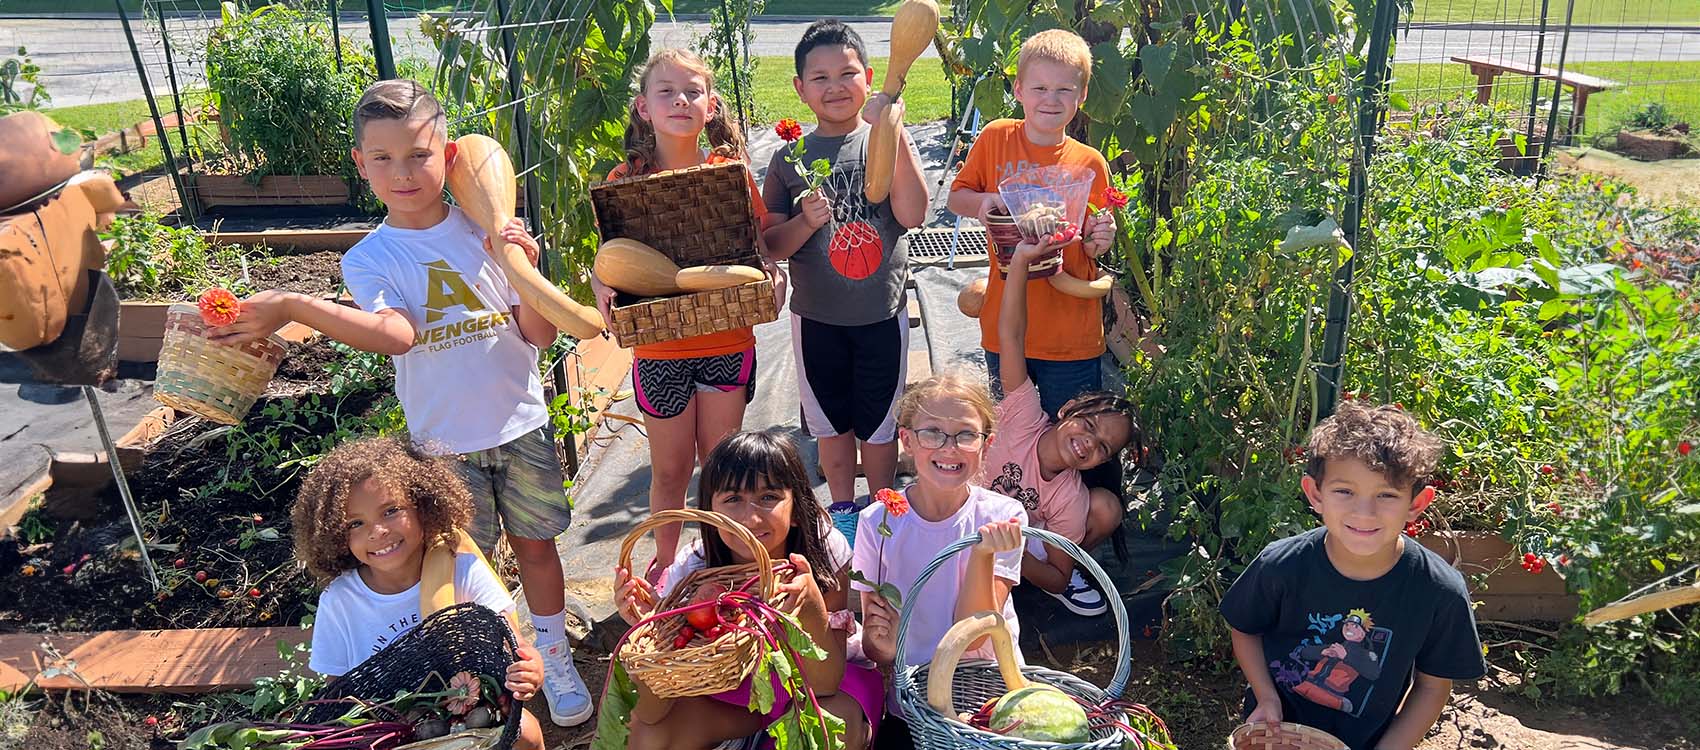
[1557,148,1700,207]
[243,251,346,297]
[0,339,393,634]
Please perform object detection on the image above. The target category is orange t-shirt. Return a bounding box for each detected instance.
[605,153,768,360]
[950,118,1110,361]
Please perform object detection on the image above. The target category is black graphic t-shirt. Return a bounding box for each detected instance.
[1220,527,1484,750]
[763,123,920,327]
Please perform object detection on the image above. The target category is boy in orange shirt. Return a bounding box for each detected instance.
[948,29,1116,419]
[948,31,1122,572]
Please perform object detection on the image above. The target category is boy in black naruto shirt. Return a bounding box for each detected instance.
[1221,402,1484,749]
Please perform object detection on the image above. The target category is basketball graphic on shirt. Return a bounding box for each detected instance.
[824,162,883,280]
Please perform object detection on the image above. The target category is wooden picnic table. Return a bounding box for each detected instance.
[1452,55,1620,136]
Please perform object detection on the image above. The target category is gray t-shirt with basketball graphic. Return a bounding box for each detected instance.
[763,123,919,327]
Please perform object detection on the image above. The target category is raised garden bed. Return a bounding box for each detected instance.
[1419,530,1577,622]
[187,174,352,211]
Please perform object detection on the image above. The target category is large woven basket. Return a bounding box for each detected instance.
[895,527,1143,750]
[153,303,284,424]
[1227,722,1348,750]
[291,603,522,750]
[591,161,777,348]
[615,509,794,698]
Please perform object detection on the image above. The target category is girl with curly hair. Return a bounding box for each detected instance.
[291,436,546,750]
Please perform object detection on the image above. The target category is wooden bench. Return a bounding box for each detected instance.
[1451,55,1620,136]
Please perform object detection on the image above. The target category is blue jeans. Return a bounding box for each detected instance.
[985,350,1120,493]
[984,350,1103,417]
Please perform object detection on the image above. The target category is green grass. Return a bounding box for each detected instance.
[1408,0,1699,26]
[44,94,208,176]
[747,54,952,124]
[1392,61,1700,136]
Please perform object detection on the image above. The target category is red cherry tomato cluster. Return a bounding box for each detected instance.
[1050,221,1080,245]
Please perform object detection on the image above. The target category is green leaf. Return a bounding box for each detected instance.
[1139,43,1177,88]
[779,612,829,662]
[51,128,81,155]
[749,651,777,715]
[590,662,639,750]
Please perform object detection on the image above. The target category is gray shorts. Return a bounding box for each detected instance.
[456,426,571,553]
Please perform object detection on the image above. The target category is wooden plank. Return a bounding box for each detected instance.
[1449,55,1619,91]
[0,633,93,691]
[116,335,164,363]
[209,229,372,253]
[190,175,351,209]
[31,628,311,694]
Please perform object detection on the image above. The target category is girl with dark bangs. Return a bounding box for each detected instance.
[613,431,884,749]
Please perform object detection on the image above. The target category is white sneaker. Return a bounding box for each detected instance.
[539,639,594,727]
[1045,570,1108,617]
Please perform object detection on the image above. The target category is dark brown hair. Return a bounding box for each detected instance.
[1305,401,1444,495]
[291,436,472,583]
[352,79,446,147]
[1057,390,1146,464]
[622,49,746,175]
[696,431,837,592]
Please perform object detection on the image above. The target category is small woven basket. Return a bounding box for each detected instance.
[615,509,794,699]
[895,527,1143,750]
[153,303,284,424]
[292,603,522,750]
[985,210,1062,279]
[1227,722,1348,750]
[592,161,777,348]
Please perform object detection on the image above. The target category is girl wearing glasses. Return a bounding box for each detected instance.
[853,373,1029,669]
[613,431,883,750]
[990,236,1145,618]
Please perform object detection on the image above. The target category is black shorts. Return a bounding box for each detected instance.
[792,311,907,443]
[632,348,756,420]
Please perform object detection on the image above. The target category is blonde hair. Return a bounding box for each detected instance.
[623,49,747,174]
[352,79,446,147]
[1017,29,1093,88]
[896,371,998,435]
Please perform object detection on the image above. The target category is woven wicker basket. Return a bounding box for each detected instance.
[591,161,777,348]
[1226,722,1348,750]
[615,509,795,699]
[895,527,1145,750]
[153,304,284,424]
[290,603,522,750]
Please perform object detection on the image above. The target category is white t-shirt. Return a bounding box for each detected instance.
[850,485,1028,667]
[341,206,549,454]
[307,552,515,676]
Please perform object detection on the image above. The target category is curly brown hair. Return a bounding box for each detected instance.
[1305,401,1444,495]
[291,436,474,583]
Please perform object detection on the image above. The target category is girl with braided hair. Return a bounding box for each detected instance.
[985,235,1147,617]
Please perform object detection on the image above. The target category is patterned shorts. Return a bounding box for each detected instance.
[632,348,757,420]
[456,426,571,553]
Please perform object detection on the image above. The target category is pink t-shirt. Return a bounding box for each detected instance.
[850,485,1027,667]
[985,380,1088,548]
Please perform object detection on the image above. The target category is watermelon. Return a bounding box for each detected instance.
[987,685,1089,743]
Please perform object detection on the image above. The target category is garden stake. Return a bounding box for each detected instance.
[84,385,159,590]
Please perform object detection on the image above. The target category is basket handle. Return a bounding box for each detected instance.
[892,526,1132,700]
[615,508,777,601]
[926,610,1029,716]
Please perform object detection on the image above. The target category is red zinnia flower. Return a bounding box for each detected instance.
[1103,187,1130,210]
[197,287,241,327]
[875,487,910,517]
[774,118,803,143]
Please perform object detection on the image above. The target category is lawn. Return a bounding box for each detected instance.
[747,54,953,124]
[44,93,205,176]
[1392,60,1700,135]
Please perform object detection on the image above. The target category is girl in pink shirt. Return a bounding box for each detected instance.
[988,236,1146,617]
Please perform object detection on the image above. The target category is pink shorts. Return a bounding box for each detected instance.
[708,662,885,743]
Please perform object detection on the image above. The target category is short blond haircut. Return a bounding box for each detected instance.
[1017,29,1093,87]
[896,371,997,435]
[352,79,446,147]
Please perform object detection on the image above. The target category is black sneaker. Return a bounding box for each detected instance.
[1045,569,1108,617]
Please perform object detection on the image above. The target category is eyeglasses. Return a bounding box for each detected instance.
[909,427,987,451]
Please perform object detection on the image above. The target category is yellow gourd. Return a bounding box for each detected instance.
[957,277,988,318]
[1046,269,1114,299]
[675,264,765,292]
[595,238,684,296]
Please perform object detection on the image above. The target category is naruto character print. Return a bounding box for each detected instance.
[1275,608,1391,716]
[631,348,757,420]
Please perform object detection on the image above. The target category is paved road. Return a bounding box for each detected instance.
[3,15,1696,107]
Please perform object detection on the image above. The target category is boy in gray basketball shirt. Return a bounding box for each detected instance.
[762,19,927,507]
